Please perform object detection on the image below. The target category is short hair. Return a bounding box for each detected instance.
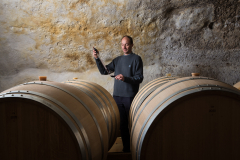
[121,35,133,44]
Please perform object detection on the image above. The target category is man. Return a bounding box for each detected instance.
[92,35,143,152]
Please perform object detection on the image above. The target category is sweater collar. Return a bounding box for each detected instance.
[124,52,133,56]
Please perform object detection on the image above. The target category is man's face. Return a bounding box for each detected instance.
[121,37,133,55]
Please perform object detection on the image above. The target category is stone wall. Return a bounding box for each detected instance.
[0,0,240,93]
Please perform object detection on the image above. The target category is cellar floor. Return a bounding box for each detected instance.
[108,137,132,160]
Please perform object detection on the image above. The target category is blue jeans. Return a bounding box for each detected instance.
[113,96,134,151]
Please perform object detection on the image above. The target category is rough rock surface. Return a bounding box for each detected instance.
[0,0,240,93]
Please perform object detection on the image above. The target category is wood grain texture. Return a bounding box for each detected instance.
[0,98,81,160]
[130,76,180,128]
[0,80,113,160]
[130,77,240,160]
[64,80,120,150]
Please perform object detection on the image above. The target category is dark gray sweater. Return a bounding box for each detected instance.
[95,53,143,97]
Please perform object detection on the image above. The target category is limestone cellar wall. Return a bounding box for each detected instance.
[0,0,240,93]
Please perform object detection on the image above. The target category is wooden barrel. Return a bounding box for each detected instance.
[130,76,240,160]
[234,82,240,90]
[0,81,111,160]
[130,76,180,128]
[63,80,120,149]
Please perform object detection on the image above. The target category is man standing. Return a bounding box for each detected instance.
[93,36,144,152]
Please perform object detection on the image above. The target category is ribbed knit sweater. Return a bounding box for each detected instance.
[95,53,144,97]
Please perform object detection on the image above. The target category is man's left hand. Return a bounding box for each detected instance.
[115,74,124,81]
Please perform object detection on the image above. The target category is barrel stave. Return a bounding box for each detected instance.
[0,81,110,160]
[131,77,240,160]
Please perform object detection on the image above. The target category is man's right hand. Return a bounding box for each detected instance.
[93,47,99,59]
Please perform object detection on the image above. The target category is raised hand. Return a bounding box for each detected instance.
[93,47,99,59]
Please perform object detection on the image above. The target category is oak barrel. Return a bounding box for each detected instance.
[0,81,116,160]
[63,80,120,149]
[130,76,240,160]
[130,76,180,128]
